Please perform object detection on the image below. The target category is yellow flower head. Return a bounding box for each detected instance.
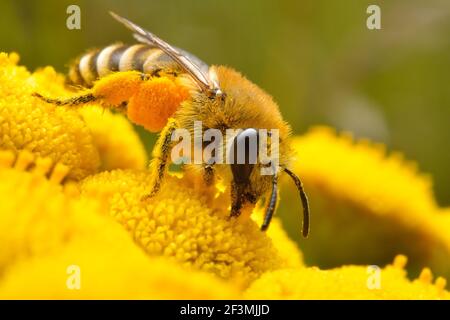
[0,249,240,300]
[0,149,104,271]
[79,169,303,287]
[281,126,450,280]
[245,255,449,300]
[78,106,147,171]
[0,53,99,179]
[0,53,148,178]
[0,150,238,299]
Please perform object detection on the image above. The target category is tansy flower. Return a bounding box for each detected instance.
[279,126,450,281]
[28,64,148,171]
[79,169,303,287]
[0,150,238,299]
[78,106,147,171]
[0,149,108,271]
[0,53,147,179]
[0,53,99,179]
[245,255,449,300]
[0,248,240,300]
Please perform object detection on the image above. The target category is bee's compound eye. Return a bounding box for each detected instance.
[229,128,259,184]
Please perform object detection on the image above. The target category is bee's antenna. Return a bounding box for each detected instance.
[261,175,278,231]
[283,168,310,238]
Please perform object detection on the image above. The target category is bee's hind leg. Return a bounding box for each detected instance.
[143,118,178,200]
[33,92,97,106]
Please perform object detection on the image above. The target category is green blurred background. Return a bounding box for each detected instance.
[1,1,448,206]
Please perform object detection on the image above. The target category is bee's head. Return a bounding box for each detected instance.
[227,128,309,237]
[195,67,310,237]
[228,128,271,217]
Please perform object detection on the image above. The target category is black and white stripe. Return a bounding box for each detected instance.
[67,43,208,88]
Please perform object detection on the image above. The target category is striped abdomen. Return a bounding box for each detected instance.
[67,43,206,88]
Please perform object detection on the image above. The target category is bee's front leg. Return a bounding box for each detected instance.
[230,182,244,218]
[143,118,178,200]
[203,164,215,186]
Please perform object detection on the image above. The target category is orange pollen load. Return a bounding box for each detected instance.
[127,77,190,132]
[93,71,142,106]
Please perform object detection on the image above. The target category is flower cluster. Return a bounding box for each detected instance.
[0,52,448,299]
[245,255,449,299]
[282,127,450,280]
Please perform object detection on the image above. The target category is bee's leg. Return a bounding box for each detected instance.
[203,164,215,186]
[33,92,96,106]
[149,67,163,77]
[260,175,279,231]
[144,118,178,200]
[230,182,244,218]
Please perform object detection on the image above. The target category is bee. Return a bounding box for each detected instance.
[34,12,310,237]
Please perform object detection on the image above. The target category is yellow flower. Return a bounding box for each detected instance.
[30,63,149,171]
[0,247,239,299]
[245,255,449,300]
[0,52,148,179]
[0,250,239,299]
[280,126,450,280]
[0,149,102,271]
[0,150,238,299]
[78,106,147,171]
[79,169,303,287]
[0,53,99,179]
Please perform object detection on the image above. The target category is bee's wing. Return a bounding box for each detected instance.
[110,12,218,93]
[175,47,210,75]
